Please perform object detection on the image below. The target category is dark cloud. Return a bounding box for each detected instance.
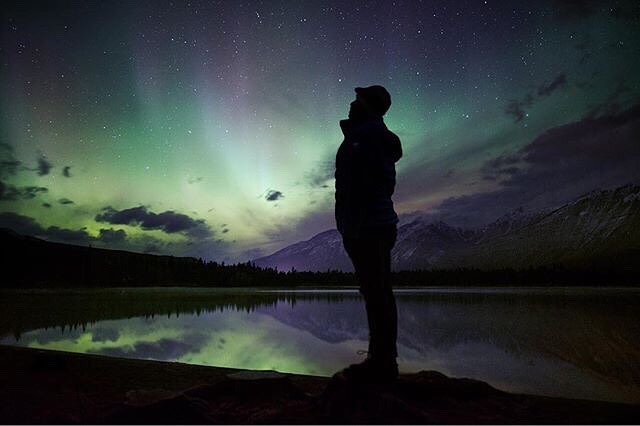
[0,211,228,260]
[0,145,30,201]
[0,146,42,201]
[437,103,640,227]
[58,198,74,205]
[537,74,567,97]
[187,176,203,184]
[0,211,90,244]
[62,166,72,177]
[505,94,534,123]
[0,160,21,177]
[95,205,211,238]
[45,226,90,244]
[0,143,21,178]
[22,186,48,199]
[98,228,127,243]
[0,181,48,201]
[0,181,9,200]
[505,74,568,123]
[36,155,52,176]
[265,190,284,201]
[0,212,45,236]
[42,202,52,208]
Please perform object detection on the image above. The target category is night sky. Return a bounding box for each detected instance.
[1,0,639,262]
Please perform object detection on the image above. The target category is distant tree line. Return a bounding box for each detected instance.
[1,228,638,288]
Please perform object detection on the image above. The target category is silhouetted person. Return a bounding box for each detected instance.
[335,85,402,383]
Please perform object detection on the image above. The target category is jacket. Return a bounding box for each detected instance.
[335,116,403,238]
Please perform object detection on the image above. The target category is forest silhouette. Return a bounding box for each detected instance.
[2,227,638,289]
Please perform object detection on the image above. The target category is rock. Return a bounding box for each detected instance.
[104,393,214,424]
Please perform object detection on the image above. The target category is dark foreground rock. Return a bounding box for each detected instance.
[1,345,638,424]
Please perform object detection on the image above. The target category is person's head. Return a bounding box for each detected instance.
[348,85,392,120]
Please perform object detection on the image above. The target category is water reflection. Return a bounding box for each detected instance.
[0,287,639,403]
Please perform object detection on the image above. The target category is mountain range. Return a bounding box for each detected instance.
[253,183,640,272]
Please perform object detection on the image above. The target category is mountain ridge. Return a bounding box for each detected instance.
[253,183,640,272]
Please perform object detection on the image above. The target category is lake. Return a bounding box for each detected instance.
[1,287,639,404]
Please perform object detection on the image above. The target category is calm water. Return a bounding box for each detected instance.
[1,287,639,404]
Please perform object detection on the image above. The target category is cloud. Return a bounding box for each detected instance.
[44,226,90,244]
[481,152,522,181]
[22,186,48,199]
[187,176,203,184]
[0,212,45,236]
[42,202,52,208]
[0,142,21,178]
[265,190,284,201]
[0,212,92,244]
[504,94,534,123]
[0,145,48,201]
[98,228,127,243]
[95,205,212,238]
[36,155,52,176]
[58,198,74,205]
[537,74,567,97]
[62,166,72,177]
[505,74,568,123]
[0,211,232,261]
[0,160,21,177]
[436,103,640,227]
[304,160,335,188]
[0,182,48,201]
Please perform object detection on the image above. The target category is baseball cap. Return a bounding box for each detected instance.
[355,85,392,116]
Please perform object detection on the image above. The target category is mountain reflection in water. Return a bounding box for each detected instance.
[0,287,638,404]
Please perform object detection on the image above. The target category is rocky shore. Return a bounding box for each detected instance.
[1,345,638,424]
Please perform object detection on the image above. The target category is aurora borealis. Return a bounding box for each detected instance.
[1,1,639,262]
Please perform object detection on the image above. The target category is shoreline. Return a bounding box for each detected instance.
[3,284,640,291]
[1,344,638,424]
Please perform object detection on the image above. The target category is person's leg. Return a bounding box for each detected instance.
[342,235,373,342]
[378,224,398,361]
[340,226,398,382]
[364,225,397,362]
